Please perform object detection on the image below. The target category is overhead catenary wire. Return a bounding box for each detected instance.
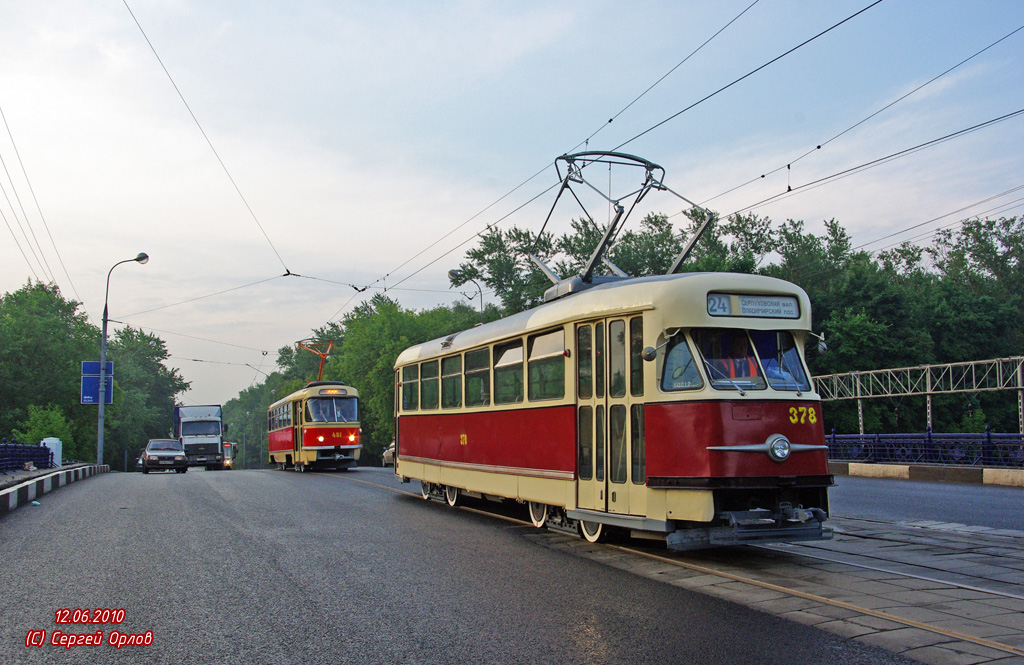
[346,0,885,323]
[122,0,291,275]
[612,0,886,153]
[574,0,762,152]
[351,3,765,308]
[0,102,82,301]
[0,162,48,282]
[700,23,1024,207]
[723,108,1024,219]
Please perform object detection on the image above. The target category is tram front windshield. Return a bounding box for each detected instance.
[692,328,810,393]
[306,397,358,423]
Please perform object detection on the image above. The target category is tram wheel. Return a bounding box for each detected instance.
[579,520,604,543]
[527,502,548,528]
[420,481,432,500]
[444,485,460,507]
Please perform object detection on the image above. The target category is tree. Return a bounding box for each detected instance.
[13,404,75,449]
[0,282,96,458]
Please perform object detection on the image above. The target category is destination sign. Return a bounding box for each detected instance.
[707,293,800,319]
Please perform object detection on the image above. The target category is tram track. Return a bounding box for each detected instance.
[326,470,1024,661]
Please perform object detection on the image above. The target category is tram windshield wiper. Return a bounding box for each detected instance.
[702,359,747,396]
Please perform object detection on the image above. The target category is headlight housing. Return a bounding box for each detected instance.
[767,434,791,462]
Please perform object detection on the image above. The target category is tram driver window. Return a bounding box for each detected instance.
[660,335,703,391]
[693,329,767,391]
[749,330,811,392]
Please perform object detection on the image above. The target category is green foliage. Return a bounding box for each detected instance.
[13,404,75,452]
[0,282,189,466]
[222,215,1024,447]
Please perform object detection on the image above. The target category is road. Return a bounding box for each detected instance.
[829,475,1023,530]
[0,467,915,665]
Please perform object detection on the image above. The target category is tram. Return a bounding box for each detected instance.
[391,152,832,551]
[267,381,361,471]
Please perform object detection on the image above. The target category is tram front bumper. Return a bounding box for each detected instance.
[666,507,832,551]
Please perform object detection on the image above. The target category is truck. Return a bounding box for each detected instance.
[173,405,227,470]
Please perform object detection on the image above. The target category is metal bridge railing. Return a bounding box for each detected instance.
[827,428,1024,468]
[0,443,55,474]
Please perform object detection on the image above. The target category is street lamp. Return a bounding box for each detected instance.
[448,269,483,324]
[97,252,149,466]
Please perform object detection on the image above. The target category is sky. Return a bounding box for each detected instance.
[2,0,1023,406]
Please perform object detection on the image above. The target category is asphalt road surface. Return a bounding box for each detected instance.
[829,475,1023,530]
[0,467,915,664]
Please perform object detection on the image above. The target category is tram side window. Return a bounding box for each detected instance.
[402,365,419,411]
[494,340,524,404]
[420,360,439,410]
[595,323,605,398]
[660,335,703,391]
[441,355,463,409]
[609,404,627,484]
[609,320,626,398]
[630,404,645,485]
[749,330,811,392]
[465,348,490,407]
[528,329,565,401]
[629,317,644,397]
[577,326,592,399]
[578,406,593,481]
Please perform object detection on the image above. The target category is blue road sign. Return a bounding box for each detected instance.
[81,361,114,376]
[81,376,113,405]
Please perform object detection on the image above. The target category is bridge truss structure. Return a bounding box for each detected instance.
[813,356,1024,434]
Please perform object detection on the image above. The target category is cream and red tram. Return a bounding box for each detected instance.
[268,381,361,471]
[393,272,832,550]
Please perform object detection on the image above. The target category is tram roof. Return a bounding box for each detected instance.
[268,382,359,411]
[395,272,811,367]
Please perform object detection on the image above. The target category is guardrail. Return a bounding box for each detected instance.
[0,443,55,474]
[827,428,1024,468]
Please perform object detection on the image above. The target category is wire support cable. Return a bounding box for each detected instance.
[122,0,290,274]
[110,320,270,354]
[122,275,286,318]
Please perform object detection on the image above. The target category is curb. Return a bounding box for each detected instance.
[829,461,1024,487]
[0,464,110,516]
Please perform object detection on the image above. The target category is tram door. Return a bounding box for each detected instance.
[293,401,303,462]
[576,318,633,515]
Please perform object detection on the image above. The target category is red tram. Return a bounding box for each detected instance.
[393,273,831,549]
[268,382,361,471]
[392,152,832,550]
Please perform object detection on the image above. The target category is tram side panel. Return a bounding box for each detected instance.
[398,406,576,505]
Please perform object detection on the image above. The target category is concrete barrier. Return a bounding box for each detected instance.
[0,464,109,516]
[830,461,1021,487]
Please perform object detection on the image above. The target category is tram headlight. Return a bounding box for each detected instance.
[317,435,325,442]
[767,434,791,462]
[348,433,356,442]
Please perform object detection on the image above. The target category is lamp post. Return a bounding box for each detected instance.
[448,269,483,324]
[244,411,250,470]
[97,252,149,466]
